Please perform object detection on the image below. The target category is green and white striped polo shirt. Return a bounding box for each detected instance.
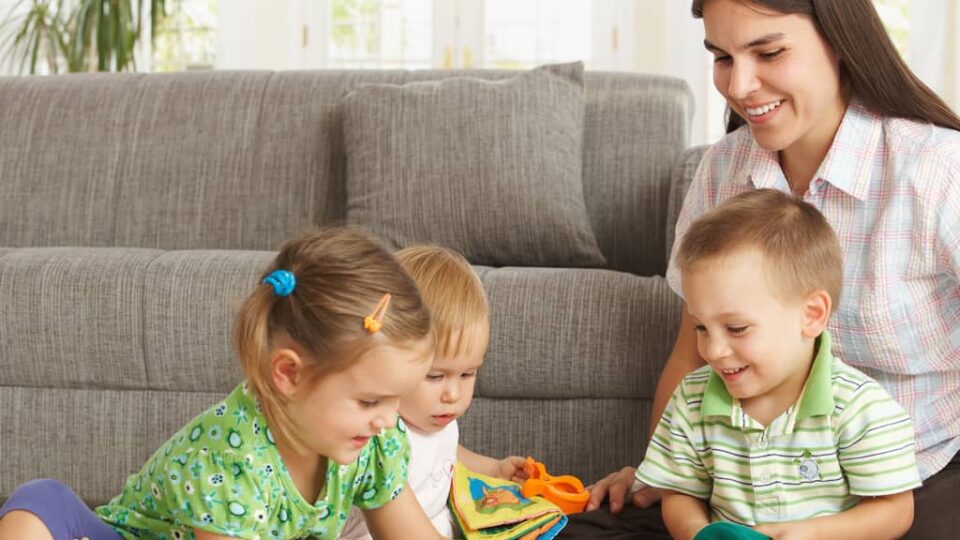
[636,331,921,525]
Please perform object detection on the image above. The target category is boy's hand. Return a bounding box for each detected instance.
[497,455,528,482]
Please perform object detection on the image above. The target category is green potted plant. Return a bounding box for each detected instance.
[0,0,169,74]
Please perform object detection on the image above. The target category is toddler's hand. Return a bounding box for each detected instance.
[497,455,528,482]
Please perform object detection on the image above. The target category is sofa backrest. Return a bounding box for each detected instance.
[0,70,691,276]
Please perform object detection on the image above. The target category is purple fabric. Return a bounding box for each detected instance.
[0,480,121,540]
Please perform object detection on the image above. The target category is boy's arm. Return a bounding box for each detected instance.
[754,491,914,540]
[457,445,526,481]
[661,490,710,540]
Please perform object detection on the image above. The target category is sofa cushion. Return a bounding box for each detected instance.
[340,62,605,267]
[0,248,160,389]
[474,267,683,399]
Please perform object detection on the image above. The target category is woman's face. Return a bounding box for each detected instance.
[703,0,846,157]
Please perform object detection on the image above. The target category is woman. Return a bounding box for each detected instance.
[570,1,960,538]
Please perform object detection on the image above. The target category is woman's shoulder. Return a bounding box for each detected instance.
[883,116,960,169]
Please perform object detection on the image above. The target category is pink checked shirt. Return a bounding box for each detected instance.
[667,101,960,479]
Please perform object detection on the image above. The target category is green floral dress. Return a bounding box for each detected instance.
[96,383,410,539]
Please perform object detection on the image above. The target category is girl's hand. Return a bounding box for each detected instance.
[497,455,528,482]
[753,521,817,540]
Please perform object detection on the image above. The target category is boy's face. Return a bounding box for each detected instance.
[682,248,819,409]
[398,318,490,434]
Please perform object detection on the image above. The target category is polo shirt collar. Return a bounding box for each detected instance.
[701,331,836,420]
[729,101,880,201]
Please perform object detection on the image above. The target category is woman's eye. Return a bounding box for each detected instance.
[426,374,443,381]
[694,324,707,333]
[713,55,732,65]
[728,326,748,335]
[759,49,784,60]
[359,400,379,408]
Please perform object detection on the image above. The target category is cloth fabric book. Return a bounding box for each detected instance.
[449,461,567,540]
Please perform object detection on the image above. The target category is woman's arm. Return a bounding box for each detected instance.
[649,308,704,439]
[661,490,710,540]
[754,491,913,540]
[457,445,526,481]
[362,485,447,540]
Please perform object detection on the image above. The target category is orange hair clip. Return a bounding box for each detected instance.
[363,293,392,334]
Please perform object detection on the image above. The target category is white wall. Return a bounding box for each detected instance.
[217,0,306,70]
[631,0,718,145]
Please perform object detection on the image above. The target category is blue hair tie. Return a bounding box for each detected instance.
[263,269,296,297]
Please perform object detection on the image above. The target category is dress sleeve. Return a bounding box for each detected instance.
[352,419,412,510]
[635,382,712,499]
[161,448,273,537]
[835,381,922,496]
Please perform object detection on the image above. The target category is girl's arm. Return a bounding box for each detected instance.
[457,445,526,481]
[754,491,914,540]
[362,484,448,540]
[661,489,710,540]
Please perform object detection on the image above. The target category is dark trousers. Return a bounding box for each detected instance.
[561,452,960,539]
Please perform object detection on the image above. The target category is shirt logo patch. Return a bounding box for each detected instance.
[797,450,820,480]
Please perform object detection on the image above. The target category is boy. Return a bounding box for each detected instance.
[341,245,526,539]
[636,189,921,540]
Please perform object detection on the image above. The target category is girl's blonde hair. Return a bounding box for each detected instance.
[234,227,433,449]
[677,189,843,310]
[394,245,489,357]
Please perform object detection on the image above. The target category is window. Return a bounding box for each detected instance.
[153,0,218,72]
[323,0,617,70]
[483,0,591,69]
[327,0,432,69]
[874,0,910,55]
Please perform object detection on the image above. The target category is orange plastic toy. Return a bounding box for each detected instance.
[520,457,590,515]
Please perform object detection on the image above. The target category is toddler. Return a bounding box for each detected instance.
[341,245,526,539]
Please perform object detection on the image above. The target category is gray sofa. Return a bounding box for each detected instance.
[0,69,707,507]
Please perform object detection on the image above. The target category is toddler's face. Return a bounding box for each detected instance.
[682,248,817,408]
[399,318,490,434]
[287,335,433,465]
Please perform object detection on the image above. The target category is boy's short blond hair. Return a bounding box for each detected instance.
[677,189,843,310]
[395,245,489,356]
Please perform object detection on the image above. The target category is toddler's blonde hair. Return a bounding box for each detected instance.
[395,245,489,357]
[677,188,843,309]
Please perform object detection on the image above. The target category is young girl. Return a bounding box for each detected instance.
[0,227,446,540]
[340,245,526,539]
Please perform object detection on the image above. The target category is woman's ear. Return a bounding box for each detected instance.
[801,289,832,339]
[271,348,306,398]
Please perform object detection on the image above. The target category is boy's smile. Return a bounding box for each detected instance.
[682,247,824,423]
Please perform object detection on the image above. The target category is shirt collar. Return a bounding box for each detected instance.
[701,330,836,419]
[729,101,881,201]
